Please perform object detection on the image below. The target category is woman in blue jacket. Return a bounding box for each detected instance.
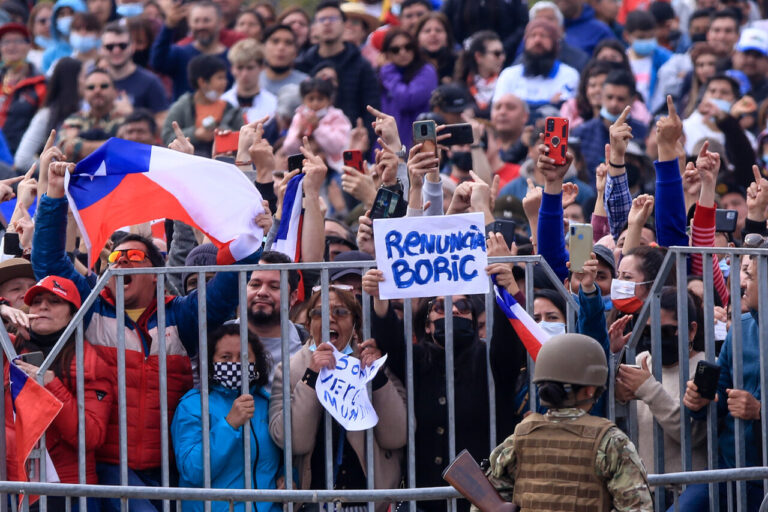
[172,322,282,512]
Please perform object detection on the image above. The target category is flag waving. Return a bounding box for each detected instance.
[493,278,550,360]
[272,173,304,263]
[65,138,265,267]
[8,362,62,484]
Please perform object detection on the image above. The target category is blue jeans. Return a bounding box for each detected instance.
[97,463,163,512]
[669,481,764,511]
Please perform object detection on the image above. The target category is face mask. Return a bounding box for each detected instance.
[602,295,613,311]
[268,64,291,74]
[631,38,657,57]
[714,320,728,340]
[690,32,706,43]
[34,35,53,49]
[611,279,644,313]
[70,33,101,53]
[451,151,472,172]
[212,361,258,390]
[718,257,730,279]
[56,16,73,36]
[309,341,354,355]
[709,98,732,114]
[640,325,680,366]
[117,3,144,17]
[600,105,621,123]
[204,89,221,101]
[432,316,475,348]
[538,321,566,337]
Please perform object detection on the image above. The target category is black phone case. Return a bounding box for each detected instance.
[693,360,721,400]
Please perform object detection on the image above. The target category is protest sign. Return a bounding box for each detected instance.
[315,345,388,431]
[373,212,489,299]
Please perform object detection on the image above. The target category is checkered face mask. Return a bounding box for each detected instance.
[212,361,258,390]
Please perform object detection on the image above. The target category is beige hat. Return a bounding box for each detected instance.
[340,3,381,32]
[0,258,34,286]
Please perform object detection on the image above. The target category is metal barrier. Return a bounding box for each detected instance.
[0,252,766,511]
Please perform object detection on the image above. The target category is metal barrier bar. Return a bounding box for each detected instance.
[703,254,720,511]
[444,295,457,512]
[758,255,768,494]
[75,321,87,512]
[649,288,665,511]
[197,272,212,512]
[116,274,128,512]
[156,273,171,512]
[320,268,333,499]
[729,254,746,510]
[484,277,496,451]
[238,270,252,512]
[402,297,416,512]
[278,269,293,512]
[0,340,7,512]
[361,286,375,512]
[675,252,691,474]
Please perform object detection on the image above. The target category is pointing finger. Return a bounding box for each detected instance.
[366,105,385,118]
[24,162,38,180]
[616,105,631,125]
[753,165,762,184]
[356,117,364,129]
[254,122,264,142]
[697,140,710,161]
[1,175,25,186]
[667,95,677,119]
[43,129,57,153]
[172,121,185,140]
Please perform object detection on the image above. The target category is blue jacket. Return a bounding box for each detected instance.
[537,191,569,283]
[42,0,87,72]
[654,159,688,248]
[173,384,282,512]
[646,46,673,103]
[563,5,616,55]
[692,311,762,470]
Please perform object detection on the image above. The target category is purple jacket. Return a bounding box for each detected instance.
[379,62,438,149]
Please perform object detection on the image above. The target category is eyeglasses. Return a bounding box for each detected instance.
[315,15,341,24]
[485,49,505,57]
[104,42,129,52]
[429,298,472,315]
[388,44,413,55]
[86,83,111,90]
[108,249,148,263]
[309,307,352,318]
[311,284,354,293]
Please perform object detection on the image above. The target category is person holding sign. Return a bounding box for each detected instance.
[268,287,406,512]
[172,322,283,512]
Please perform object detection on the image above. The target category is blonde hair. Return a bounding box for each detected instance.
[228,38,265,67]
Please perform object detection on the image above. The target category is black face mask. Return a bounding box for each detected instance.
[451,151,472,172]
[522,49,556,77]
[268,63,291,75]
[690,32,707,43]
[432,316,475,349]
[641,325,681,366]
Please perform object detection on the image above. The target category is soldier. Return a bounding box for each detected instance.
[483,333,653,511]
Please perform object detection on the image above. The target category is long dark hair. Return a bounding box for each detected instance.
[575,60,618,121]
[207,322,270,389]
[381,28,427,83]
[415,11,455,53]
[46,58,83,133]
[454,30,500,83]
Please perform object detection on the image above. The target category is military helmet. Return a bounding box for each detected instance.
[533,333,608,387]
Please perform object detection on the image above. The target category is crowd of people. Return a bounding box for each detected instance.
[0,0,767,509]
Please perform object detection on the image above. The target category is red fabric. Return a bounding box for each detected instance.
[691,202,730,307]
[494,163,521,190]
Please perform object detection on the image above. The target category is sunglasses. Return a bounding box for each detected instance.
[309,307,351,318]
[388,44,413,55]
[486,50,505,57]
[107,249,148,263]
[86,83,111,90]
[430,298,472,315]
[744,233,768,248]
[104,42,129,52]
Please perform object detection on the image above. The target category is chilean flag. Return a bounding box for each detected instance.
[65,138,265,267]
[493,278,550,360]
[272,173,304,263]
[9,362,62,489]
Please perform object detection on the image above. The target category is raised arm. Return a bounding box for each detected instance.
[654,96,688,248]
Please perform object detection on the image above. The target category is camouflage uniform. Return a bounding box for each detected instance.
[481,408,653,511]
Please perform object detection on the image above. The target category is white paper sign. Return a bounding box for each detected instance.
[315,345,388,431]
[373,212,489,299]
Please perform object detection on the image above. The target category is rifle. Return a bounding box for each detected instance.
[442,450,520,512]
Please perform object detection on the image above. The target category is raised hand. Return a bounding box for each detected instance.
[16,165,38,208]
[595,145,608,195]
[694,140,721,187]
[608,315,633,353]
[247,121,276,179]
[573,253,599,293]
[522,178,542,222]
[356,213,375,257]
[536,132,574,191]
[608,106,633,171]
[341,164,376,208]
[309,342,337,372]
[375,138,399,186]
[361,268,384,298]
[367,105,401,150]
[0,175,24,203]
[446,181,473,215]
[349,117,370,153]
[627,194,654,227]
[407,143,440,189]
[562,182,579,209]
[747,165,768,222]
[358,338,382,368]
[275,169,301,218]
[168,121,194,155]
[299,136,328,197]
[47,161,75,199]
[657,95,683,161]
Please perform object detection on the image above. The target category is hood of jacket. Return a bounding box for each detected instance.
[50,0,87,42]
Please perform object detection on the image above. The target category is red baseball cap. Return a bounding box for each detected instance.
[24,276,82,309]
[0,23,30,41]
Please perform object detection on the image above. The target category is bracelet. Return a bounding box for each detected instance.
[608,161,625,168]
[234,160,252,167]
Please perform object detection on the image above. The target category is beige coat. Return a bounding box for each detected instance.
[268,344,407,511]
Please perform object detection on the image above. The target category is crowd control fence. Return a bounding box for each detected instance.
[0,252,766,512]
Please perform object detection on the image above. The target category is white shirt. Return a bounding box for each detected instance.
[222,86,278,123]
[683,110,758,156]
[492,61,579,107]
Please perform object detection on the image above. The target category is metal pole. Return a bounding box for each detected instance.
[484,277,496,450]
[279,270,293,512]
[76,322,87,512]
[156,274,171,512]
[321,269,333,497]
[702,254,719,511]
[115,274,128,512]
[361,285,374,512]
[197,273,212,512]
[443,296,456,512]
[675,253,692,474]
[729,254,746,510]
[238,271,252,512]
[403,298,416,512]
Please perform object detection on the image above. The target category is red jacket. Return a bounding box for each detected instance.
[4,341,115,483]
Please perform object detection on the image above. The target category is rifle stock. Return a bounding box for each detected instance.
[442,450,519,512]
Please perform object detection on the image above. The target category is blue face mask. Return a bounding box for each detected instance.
[710,98,733,114]
[56,16,73,36]
[602,295,613,311]
[116,3,144,17]
[309,341,354,356]
[718,257,730,279]
[631,38,657,57]
[69,33,101,53]
[34,35,53,49]
[538,321,566,337]
[600,105,621,123]
[762,154,768,166]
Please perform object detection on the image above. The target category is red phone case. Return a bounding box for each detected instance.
[215,132,240,154]
[544,117,569,166]
[343,150,364,173]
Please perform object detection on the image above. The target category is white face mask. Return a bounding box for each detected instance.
[538,321,566,337]
[714,320,728,341]
[204,89,220,101]
[610,279,637,300]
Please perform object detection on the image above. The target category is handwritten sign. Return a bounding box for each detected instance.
[373,212,489,299]
[315,345,388,431]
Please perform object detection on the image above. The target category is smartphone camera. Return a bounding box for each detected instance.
[421,125,427,136]
[551,136,560,147]
[547,119,555,131]
[343,151,352,160]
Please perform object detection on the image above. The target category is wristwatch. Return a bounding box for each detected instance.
[396,144,407,160]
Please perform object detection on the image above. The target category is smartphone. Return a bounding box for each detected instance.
[568,223,593,273]
[490,220,517,247]
[343,150,364,173]
[369,188,407,219]
[544,116,569,166]
[693,360,721,400]
[441,123,474,146]
[287,153,304,172]
[3,232,22,257]
[17,351,44,367]
[413,120,437,157]
[715,209,738,233]
[213,132,239,154]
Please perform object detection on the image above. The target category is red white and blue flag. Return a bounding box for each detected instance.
[272,173,304,263]
[9,362,62,486]
[65,138,265,267]
[493,279,550,360]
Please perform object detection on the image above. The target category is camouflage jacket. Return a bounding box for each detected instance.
[480,408,653,512]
